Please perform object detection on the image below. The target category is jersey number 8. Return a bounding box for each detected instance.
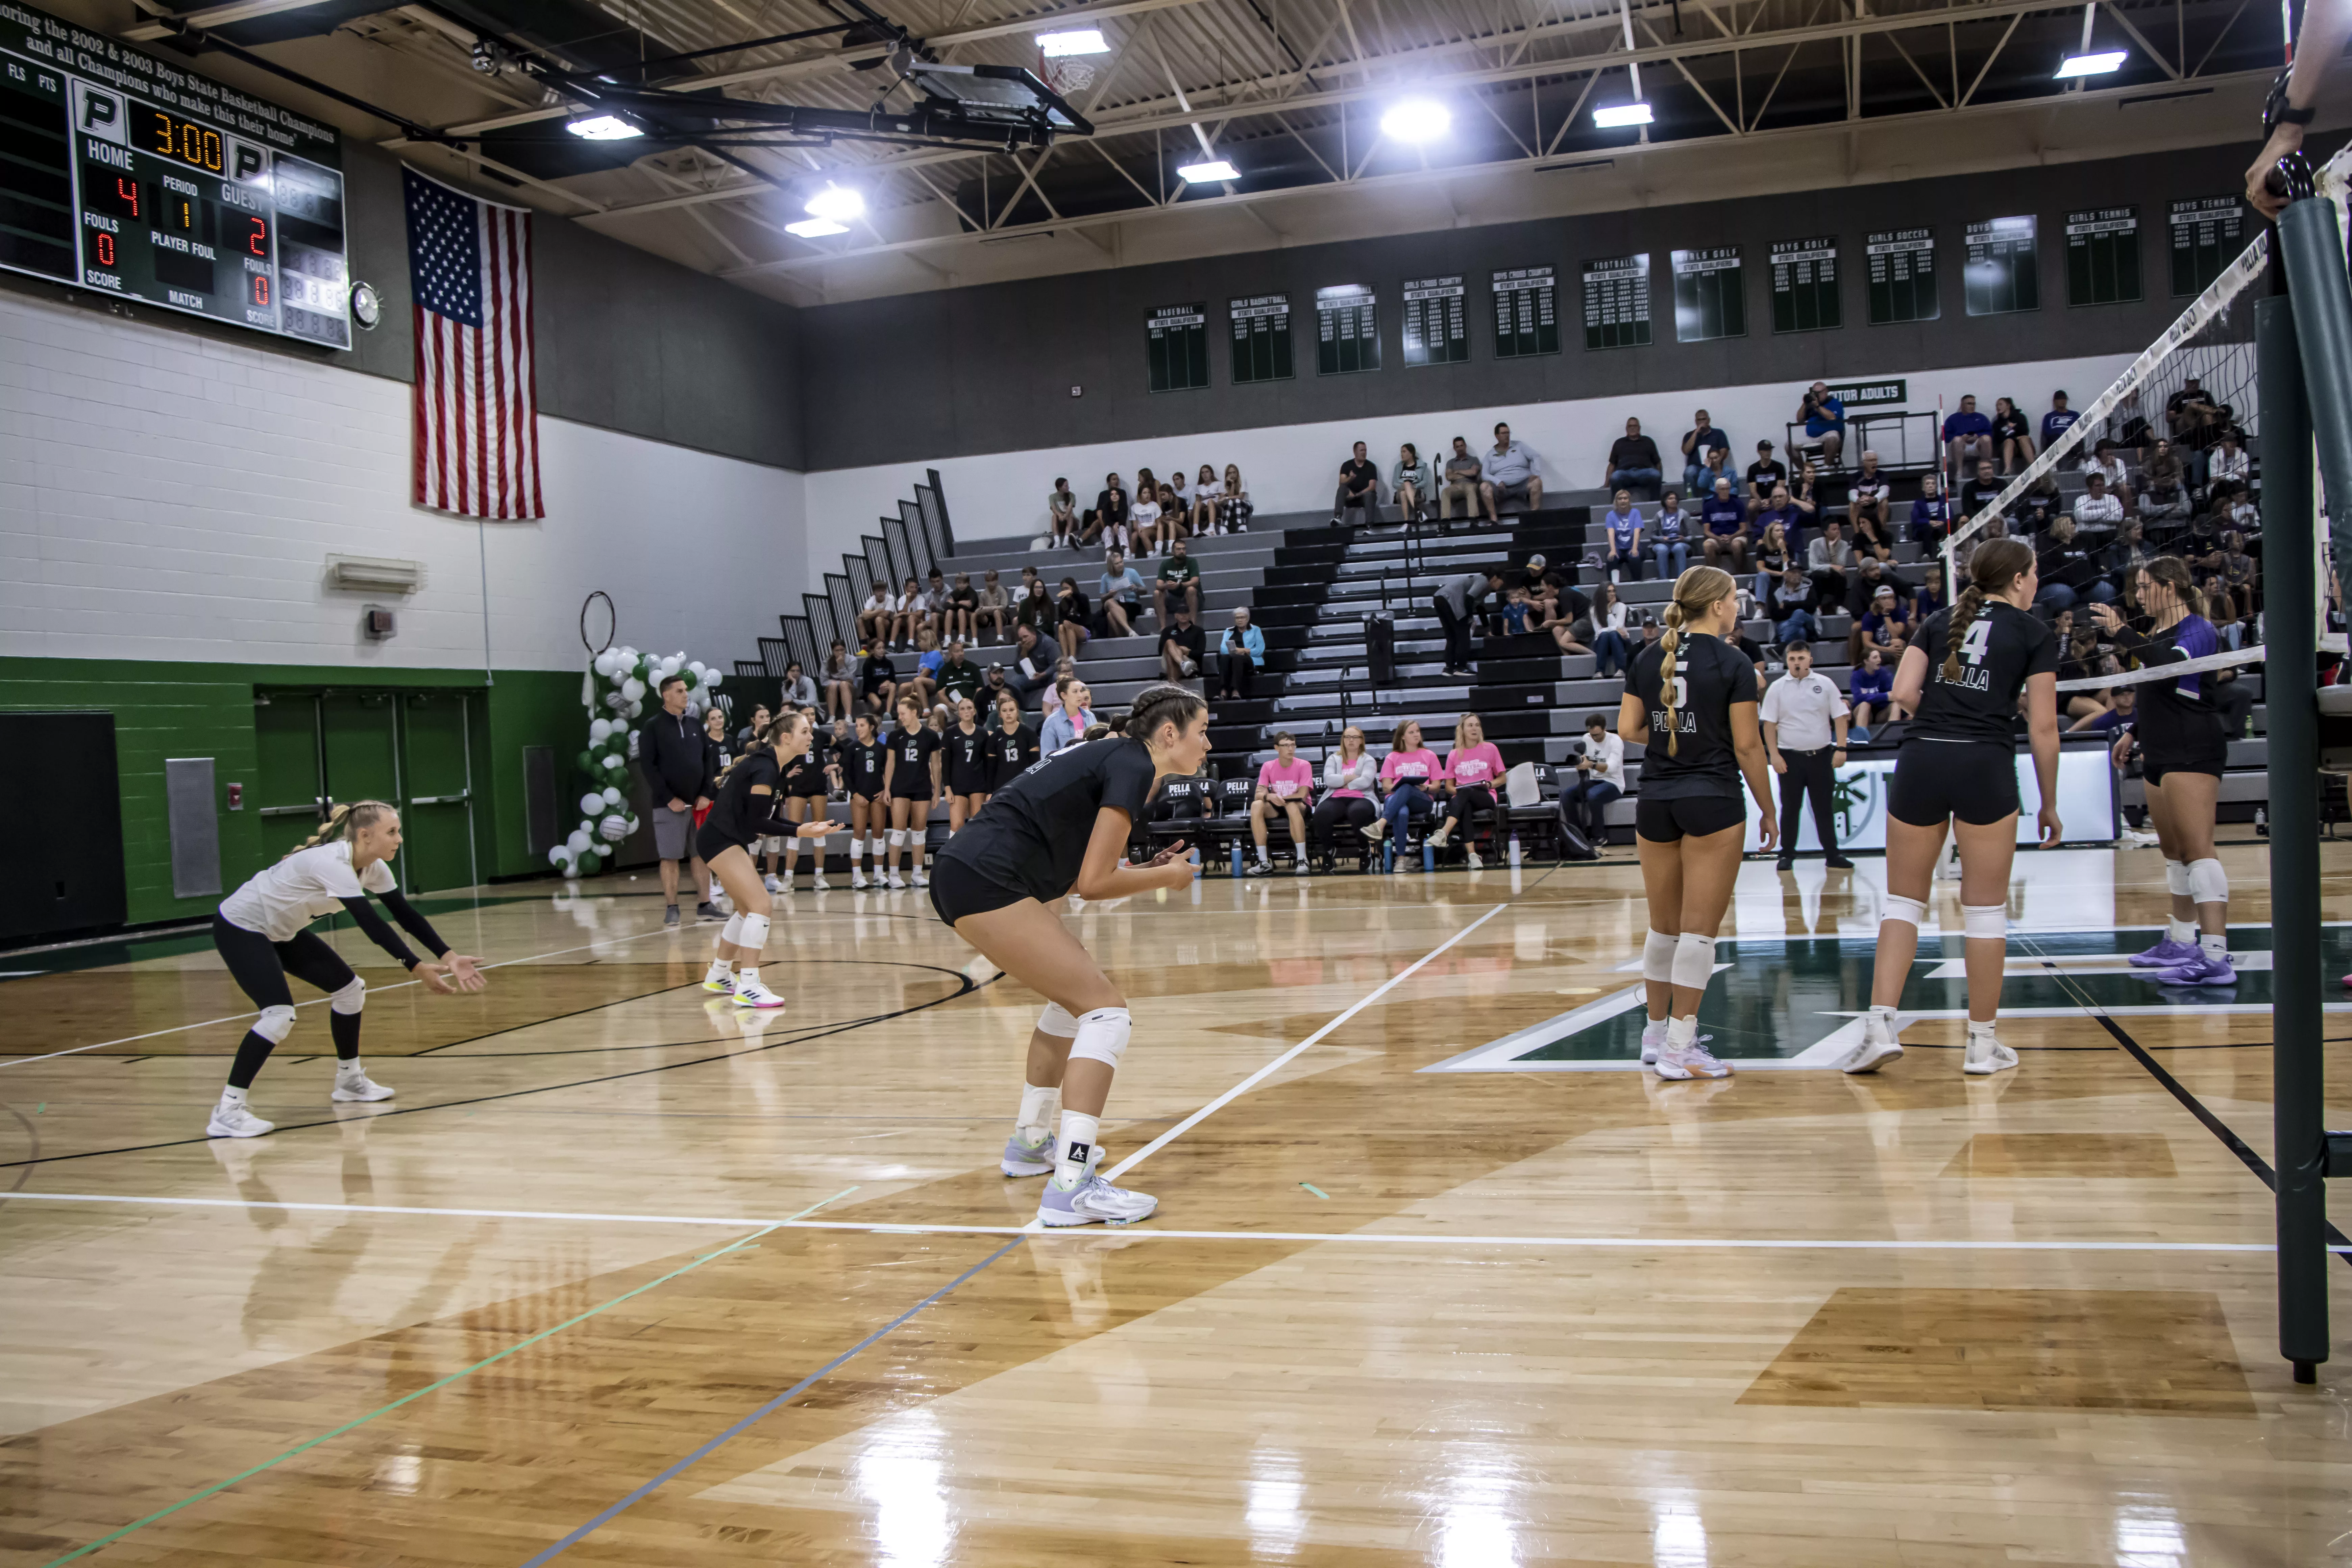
[1958,617,1993,666]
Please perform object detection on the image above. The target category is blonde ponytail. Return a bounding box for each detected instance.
[1942,535,2034,682]
[1657,564,1737,757]
[286,799,393,859]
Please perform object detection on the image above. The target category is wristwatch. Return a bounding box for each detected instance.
[2264,70,2317,132]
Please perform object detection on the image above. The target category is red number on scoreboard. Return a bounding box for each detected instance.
[94,232,114,267]
[251,273,270,307]
[247,216,268,257]
[115,177,138,218]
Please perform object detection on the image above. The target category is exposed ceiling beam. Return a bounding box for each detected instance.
[123,0,343,41]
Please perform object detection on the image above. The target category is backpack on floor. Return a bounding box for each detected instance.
[1555,814,1601,861]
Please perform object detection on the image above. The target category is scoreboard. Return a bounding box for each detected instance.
[1,1,352,349]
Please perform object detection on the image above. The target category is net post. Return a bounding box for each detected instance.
[2277,198,2352,588]
[2256,289,2327,1383]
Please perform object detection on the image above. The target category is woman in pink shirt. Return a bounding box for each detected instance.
[1363,718,1442,850]
[1248,731,1316,875]
[1426,713,1506,865]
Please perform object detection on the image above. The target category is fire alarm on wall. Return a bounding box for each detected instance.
[1069,385,1082,397]
[363,605,397,640]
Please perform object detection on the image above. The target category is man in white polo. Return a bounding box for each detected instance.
[1759,641,1854,874]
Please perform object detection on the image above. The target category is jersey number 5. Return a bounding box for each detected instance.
[1958,618,1993,666]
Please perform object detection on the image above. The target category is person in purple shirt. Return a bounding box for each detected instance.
[1907,472,1953,547]
[1698,476,1750,571]
[1753,486,1805,558]
[2041,390,2082,451]
[1943,394,1994,471]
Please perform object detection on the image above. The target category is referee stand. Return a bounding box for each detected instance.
[2260,171,2352,1385]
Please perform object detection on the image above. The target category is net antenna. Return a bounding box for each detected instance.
[1937,141,2352,600]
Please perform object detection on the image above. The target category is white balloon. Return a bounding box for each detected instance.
[579,792,604,815]
[627,701,643,719]
[601,785,622,806]
[548,846,568,867]
[598,812,630,842]
[624,815,640,835]
[566,828,591,854]
[594,651,620,679]
[621,677,644,702]
[589,717,613,743]
[703,670,723,688]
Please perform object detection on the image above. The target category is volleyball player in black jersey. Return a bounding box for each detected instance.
[773,727,835,892]
[696,713,842,1008]
[1619,566,1778,1079]
[1841,537,2060,1077]
[2090,556,2235,985]
[932,684,1210,1227]
[839,712,890,888]
[987,691,1039,790]
[883,693,943,889]
[945,696,993,834]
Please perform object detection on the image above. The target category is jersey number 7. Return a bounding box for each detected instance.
[1958,617,1993,666]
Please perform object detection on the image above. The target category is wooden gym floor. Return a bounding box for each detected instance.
[3,843,2350,1565]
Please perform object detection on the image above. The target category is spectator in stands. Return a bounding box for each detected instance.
[1544,574,1595,658]
[1797,381,1846,468]
[2102,518,2153,596]
[1014,574,1052,638]
[1519,553,1574,629]
[1700,475,1750,572]
[1333,441,1380,525]
[1807,517,1854,606]
[1770,566,1817,645]
[2073,470,2126,535]
[1560,712,1625,843]
[2210,430,2251,489]
[1038,677,1095,754]
[2112,389,2153,450]
[895,575,932,649]
[2042,390,2081,451]
[1082,472,1128,550]
[1788,459,1823,530]
[1846,555,1909,626]
[820,641,854,721]
[1154,536,1202,627]
[1127,468,1162,558]
[1682,409,1731,496]
[2083,439,2136,515]
[1603,416,1663,495]
[736,702,771,752]
[2218,478,2262,538]
[1744,440,1788,518]
[1652,489,1691,580]
[2069,683,2136,734]
[1362,717,1441,849]
[1943,393,1994,471]
[1159,603,1206,687]
[780,660,818,712]
[1425,713,1505,862]
[858,641,897,715]
[857,581,893,649]
[1486,422,1544,513]
[2182,495,2229,572]
[1856,583,1914,660]
[1220,605,1267,699]
[1600,489,1644,581]
[1048,479,1079,548]
[2219,532,2259,630]
[1309,727,1379,868]
[1154,476,1188,551]
[1187,464,1221,535]
[907,627,946,711]
[2166,374,2227,464]
[2035,517,2113,616]
[1007,622,1055,705]
[1991,396,2036,474]
[1752,516,1795,604]
[1245,732,1315,876]
[1218,464,1254,534]
[1439,437,1492,528]
[1846,645,1894,742]
[935,638,984,717]
[1590,581,1635,678]
[1848,448,1890,528]
[1908,471,1953,547]
[1434,568,1502,677]
[975,569,1009,646]
[2137,444,2192,530]
[1393,442,1431,524]
[942,573,976,644]
[1695,442,1736,504]
[1052,576,1091,659]
[1961,459,2008,525]
[1098,549,1145,637]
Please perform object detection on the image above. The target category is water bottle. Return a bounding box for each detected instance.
[1230,841,1244,878]
[1421,840,1436,873]
[2254,806,2268,838]
[1508,834,1523,868]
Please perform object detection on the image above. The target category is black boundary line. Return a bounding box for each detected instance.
[0,976,1000,1171]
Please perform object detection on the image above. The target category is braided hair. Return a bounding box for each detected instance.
[285,799,394,860]
[1127,682,1208,750]
[1657,564,1737,757]
[1941,535,2036,682]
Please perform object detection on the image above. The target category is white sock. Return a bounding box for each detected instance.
[218,1085,247,1107]
[1967,1019,1999,1043]
[1016,1082,1060,1142]
[1255,847,1270,864]
[335,1058,366,1078]
[1666,1015,1698,1051]
[1053,1108,1102,1187]
[737,965,761,991]
[867,836,885,862]
[705,958,734,984]
[1641,1017,1667,1044]
[2199,932,2228,960]
[2168,915,2195,944]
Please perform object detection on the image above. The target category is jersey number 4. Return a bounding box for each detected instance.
[1957,618,1993,666]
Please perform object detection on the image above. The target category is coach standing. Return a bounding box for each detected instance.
[1759,641,1855,873]
[1433,567,1503,678]
[641,674,717,925]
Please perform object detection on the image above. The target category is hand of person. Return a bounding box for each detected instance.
[1832,746,1847,764]
[2037,804,2064,849]
[413,960,458,995]
[2112,734,2133,769]
[668,797,689,813]
[441,953,489,992]
[1145,839,1189,868]
[1770,754,1788,774]
[1755,809,1779,853]
[797,819,839,838]
[694,796,712,811]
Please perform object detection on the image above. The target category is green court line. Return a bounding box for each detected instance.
[1300,1182,1330,1200]
[39,1185,860,1566]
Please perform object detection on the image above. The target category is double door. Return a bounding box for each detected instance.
[253,689,479,893]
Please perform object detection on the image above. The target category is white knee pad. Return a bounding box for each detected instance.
[1067,1006,1132,1069]
[1883,893,1928,929]
[1642,929,1678,985]
[887,828,907,848]
[1961,903,2008,940]
[2164,859,2192,898]
[1671,932,1717,991]
[252,1004,298,1044]
[737,912,770,950]
[720,912,746,946]
[2188,857,2228,906]
[329,976,366,1015]
[1035,1002,1082,1038]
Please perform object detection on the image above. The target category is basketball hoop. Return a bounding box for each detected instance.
[1040,54,1094,97]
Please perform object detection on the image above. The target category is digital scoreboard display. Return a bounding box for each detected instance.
[0,1,351,349]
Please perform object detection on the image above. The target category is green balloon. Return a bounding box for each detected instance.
[682,668,699,687]
[576,749,595,771]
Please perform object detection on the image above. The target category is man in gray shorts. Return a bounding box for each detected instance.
[639,675,717,924]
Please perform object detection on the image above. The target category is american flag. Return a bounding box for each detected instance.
[404,168,543,519]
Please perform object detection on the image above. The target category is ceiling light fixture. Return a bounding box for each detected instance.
[804,185,865,222]
[1592,102,1653,127]
[2054,49,2129,77]
[1037,28,1109,56]
[786,218,850,238]
[1379,99,1450,143]
[564,115,641,140]
[1177,158,1239,182]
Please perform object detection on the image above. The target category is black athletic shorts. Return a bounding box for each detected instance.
[2143,753,2226,786]
[695,821,756,862]
[1888,738,2019,828]
[1634,792,1745,842]
[928,854,1028,925]
[949,764,992,797]
[888,779,935,802]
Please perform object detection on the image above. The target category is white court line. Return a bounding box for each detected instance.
[1096,903,1510,1193]
[0,910,734,1069]
[0,1191,2314,1252]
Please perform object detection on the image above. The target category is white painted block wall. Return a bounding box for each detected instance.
[800,350,2140,581]
[0,291,806,673]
